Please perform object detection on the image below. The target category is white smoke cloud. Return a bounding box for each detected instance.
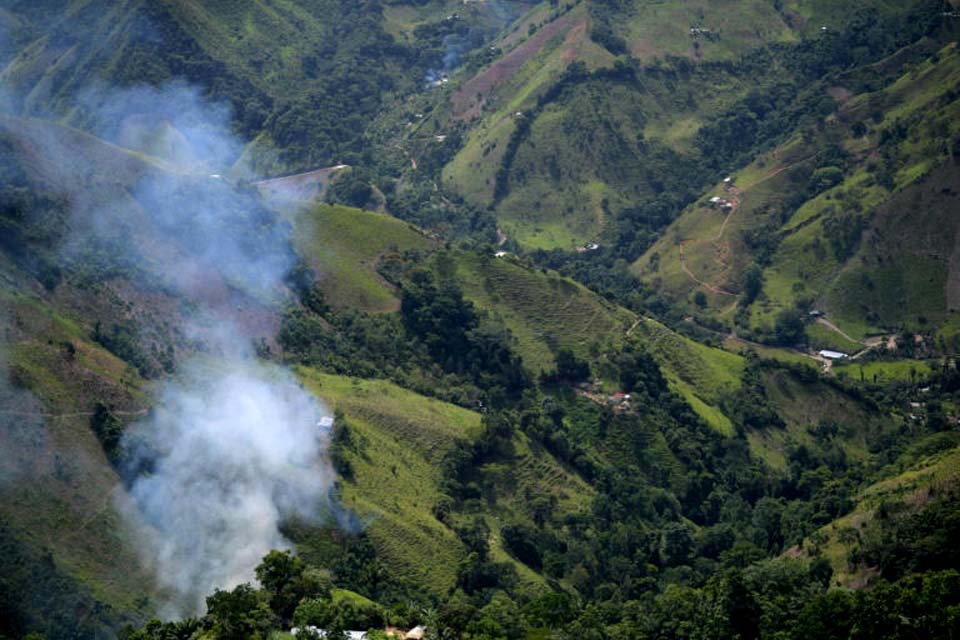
[120,358,334,616]
[0,43,337,617]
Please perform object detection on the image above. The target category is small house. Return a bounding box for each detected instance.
[818,350,848,360]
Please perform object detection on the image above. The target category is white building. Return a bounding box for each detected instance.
[818,350,848,360]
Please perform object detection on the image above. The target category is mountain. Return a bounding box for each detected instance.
[2,1,960,639]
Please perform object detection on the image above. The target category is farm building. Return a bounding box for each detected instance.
[291,628,367,639]
[818,350,848,360]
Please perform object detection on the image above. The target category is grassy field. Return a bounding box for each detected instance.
[722,336,818,369]
[297,367,482,595]
[295,366,593,596]
[834,358,934,385]
[614,0,797,62]
[633,41,960,341]
[292,203,436,313]
[752,369,892,470]
[631,319,744,435]
[433,250,635,372]
[0,283,155,618]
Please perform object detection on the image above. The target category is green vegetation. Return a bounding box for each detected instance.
[4,0,960,638]
[428,250,634,372]
[290,203,435,313]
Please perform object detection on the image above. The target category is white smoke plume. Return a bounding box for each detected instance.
[0,48,338,617]
[120,358,334,616]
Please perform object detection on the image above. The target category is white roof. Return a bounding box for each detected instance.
[818,350,848,359]
[291,629,366,640]
[317,416,335,428]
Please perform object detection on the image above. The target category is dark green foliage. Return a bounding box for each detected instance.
[205,583,274,640]
[792,570,960,640]
[92,321,154,378]
[774,308,808,347]
[0,523,122,640]
[854,485,960,581]
[326,169,374,209]
[254,550,332,625]
[89,403,123,460]
[552,348,591,384]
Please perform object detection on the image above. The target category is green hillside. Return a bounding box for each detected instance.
[291,203,437,313]
[4,1,960,639]
[437,0,939,250]
[297,368,481,595]
[633,39,960,350]
[795,438,960,587]
[0,280,155,632]
[430,249,635,372]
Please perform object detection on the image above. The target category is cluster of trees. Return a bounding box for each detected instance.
[280,267,530,408]
[121,550,390,640]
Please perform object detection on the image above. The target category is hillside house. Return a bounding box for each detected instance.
[818,350,848,360]
[406,626,427,640]
[291,628,367,639]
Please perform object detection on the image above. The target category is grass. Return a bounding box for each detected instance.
[294,366,594,596]
[291,203,435,313]
[0,285,155,617]
[835,359,933,385]
[722,336,818,369]
[437,250,635,372]
[634,40,960,340]
[616,0,797,63]
[631,318,744,435]
[297,367,482,595]
[805,322,864,354]
[751,368,892,470]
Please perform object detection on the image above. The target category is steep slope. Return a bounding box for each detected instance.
[291,203,438,313]
[633,40,960,346]
[429,249,635,372]
[436,0,940,249]
[1,0,524,175]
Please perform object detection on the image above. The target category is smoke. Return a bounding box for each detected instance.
[0,43,338,617]
[120,358,334,616]
[79,82,242,171]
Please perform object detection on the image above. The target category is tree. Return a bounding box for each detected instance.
[555,348,590,383]
[740,264,764,306]
[205,584,275,640]
[774,308,807,346]
[255,550,331,625]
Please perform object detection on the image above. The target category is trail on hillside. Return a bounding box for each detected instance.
[674,153,818,299]
[815,317,863,345]
[0,408,149,419]
[679,242,737,296]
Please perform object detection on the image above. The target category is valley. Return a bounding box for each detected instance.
[1,1,960,639]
